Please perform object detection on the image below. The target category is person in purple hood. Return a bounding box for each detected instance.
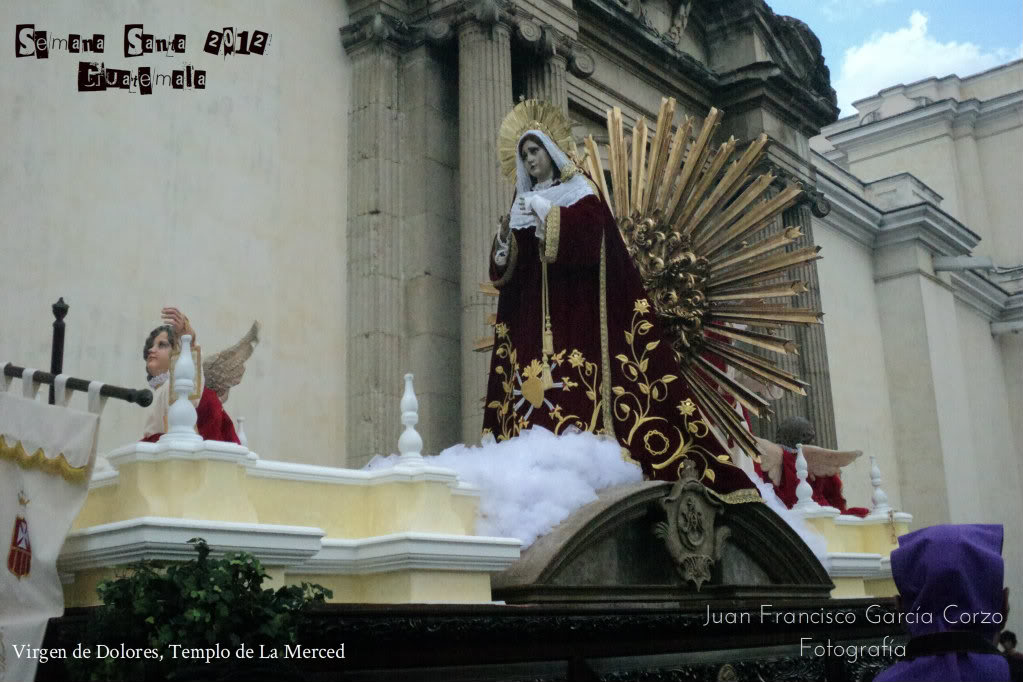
[875,524,1011,682]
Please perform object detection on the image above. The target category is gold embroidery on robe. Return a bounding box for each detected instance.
[487,324,603,441]
[611,299,747,484]
[541,208,561,264]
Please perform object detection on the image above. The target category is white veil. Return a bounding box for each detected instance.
[508,129,595,230]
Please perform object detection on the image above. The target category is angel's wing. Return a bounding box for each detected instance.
[802,446,862,478]
[202,321,260,403]
[754,437,784,486]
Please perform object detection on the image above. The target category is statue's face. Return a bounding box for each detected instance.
[146,330,173,376]
[520,139,554,184]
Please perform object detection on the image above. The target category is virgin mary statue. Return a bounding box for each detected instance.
[482,100,759,503]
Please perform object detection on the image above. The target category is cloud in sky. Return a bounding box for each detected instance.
[833,10,1022,115]
[820,0,895,23]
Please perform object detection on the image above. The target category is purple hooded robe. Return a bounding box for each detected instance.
[875,524,1009,682]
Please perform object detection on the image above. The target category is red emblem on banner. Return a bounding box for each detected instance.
[7,515,31,579]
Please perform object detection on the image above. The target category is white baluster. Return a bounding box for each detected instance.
[792,443,820,513]
[236,416,248,448]
[870,455,891,515]
[397,373,425,468]
[161,335,201,443]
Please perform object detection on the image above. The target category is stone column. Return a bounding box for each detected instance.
[744,200,838,450]
[873,241,979,527]
[458,19,514,443]
[401,43,463,455]
[780,204,838,449]
[524,54,568,112]
[344,33,405,467]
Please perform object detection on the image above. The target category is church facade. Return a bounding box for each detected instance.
[341,0,843,465]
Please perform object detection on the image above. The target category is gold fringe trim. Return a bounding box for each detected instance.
[599,235,614,436]
[708,487,763,504]
[0,434,90,484]
[542,207,561,264]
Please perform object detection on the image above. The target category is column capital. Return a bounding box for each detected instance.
[565,43,595,80]
[341,13,416,53]
[753,159,831,219]
[513,20,593,80]
[456,0,518,33]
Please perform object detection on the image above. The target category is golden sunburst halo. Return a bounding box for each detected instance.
[583,97,821,461]
[498,99,577,184]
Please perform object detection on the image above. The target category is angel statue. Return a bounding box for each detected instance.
[754,416,869,516]
[482,100,760,503]
[140,306,260,443]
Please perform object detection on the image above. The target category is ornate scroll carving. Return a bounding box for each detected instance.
[653,465,730,590]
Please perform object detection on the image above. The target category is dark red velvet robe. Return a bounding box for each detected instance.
[141,387,240,444]
[482,190,759,502]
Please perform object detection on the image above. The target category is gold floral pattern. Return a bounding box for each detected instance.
[612,299,739,483]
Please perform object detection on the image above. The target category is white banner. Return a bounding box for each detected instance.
[0,391,98,682]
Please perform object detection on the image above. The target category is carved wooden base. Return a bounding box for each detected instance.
[41,601,904,682]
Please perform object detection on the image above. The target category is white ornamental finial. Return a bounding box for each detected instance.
[236,416,248,448]
[161,334,201,443]
[792,443,820,513]
[397,373,425,467]
[870,455,891,514]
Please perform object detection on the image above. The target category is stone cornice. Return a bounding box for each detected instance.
[575,0,718,91]
[1001,292,1023,324]
[826,92,1023,151]
[813,168,881,249]
[290,533,521,575]
[59,519,521,581]
[59,517,325,572]
[875,202,980,257]
[753,144,833,218]
[341,4,595,78]
[812,155,1018,323]
[714,62,838,137]
[949,271,1013,322]
[701,0,838,129]
[340,12,418,53]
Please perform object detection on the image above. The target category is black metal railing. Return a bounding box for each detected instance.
[4,363,152,407]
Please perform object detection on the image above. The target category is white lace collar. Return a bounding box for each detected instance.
[148,372,169,389]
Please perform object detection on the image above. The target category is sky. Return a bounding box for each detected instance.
[763,0,1023,116]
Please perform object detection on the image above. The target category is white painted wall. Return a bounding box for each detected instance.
[955,300,1023,635]
[846,132,965,221]
[814,223,900,510]
[975,124,1023,264]
[0,1,350,465]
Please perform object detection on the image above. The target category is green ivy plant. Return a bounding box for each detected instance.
[68,538,332,681]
